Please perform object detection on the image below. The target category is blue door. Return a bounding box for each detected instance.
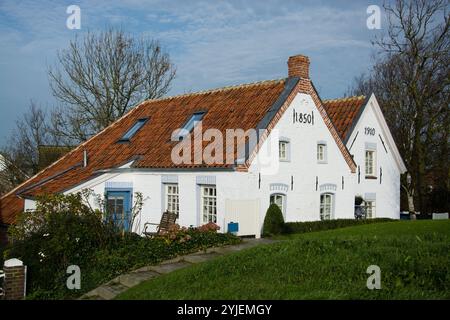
[106,191,131,231]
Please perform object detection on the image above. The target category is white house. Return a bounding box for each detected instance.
[0,54,406,238]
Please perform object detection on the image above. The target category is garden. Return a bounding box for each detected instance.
[1,192,240,299]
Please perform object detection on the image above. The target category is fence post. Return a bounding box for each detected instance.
[3,258,27,300]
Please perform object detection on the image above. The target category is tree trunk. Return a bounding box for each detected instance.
[407,191,416,220]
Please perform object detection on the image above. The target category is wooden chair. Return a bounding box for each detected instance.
[143,211,178,237]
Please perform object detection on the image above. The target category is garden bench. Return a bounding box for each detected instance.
[143,211,178,237]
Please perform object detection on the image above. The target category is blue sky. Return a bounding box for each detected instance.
[0,0,385,143]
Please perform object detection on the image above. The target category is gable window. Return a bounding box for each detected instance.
[317,142,327,163]
[279,140,289,161]
[270,193,286,216]
[365,150,376,177]
[165,184,179,217]
[201,185,217,224]
[177,111,206,140]
[320,193,333,220]
[119,118,148,142]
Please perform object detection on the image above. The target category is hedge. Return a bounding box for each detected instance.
[283,218,393,235]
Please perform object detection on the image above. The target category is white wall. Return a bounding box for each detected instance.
[345,97,402,219]
[248,93,356,227]
[65,170,253,235]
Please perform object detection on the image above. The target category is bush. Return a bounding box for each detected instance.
[263,204,285,236]
[4,193,240,300]
[284,218,393,235]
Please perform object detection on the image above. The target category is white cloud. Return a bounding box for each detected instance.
[0,0,382,141]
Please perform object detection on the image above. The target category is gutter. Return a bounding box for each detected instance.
[94,166,237,175]
[15,162,83,197]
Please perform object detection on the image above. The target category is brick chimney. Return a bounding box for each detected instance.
[287,54,310,79]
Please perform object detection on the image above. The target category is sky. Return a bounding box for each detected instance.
[0,0,386,144]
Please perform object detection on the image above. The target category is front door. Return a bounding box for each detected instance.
[106,191,131,231]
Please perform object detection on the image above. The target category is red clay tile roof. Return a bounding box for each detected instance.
[323,96,367,142]
[1,79,358,225]
[0,79,290,224]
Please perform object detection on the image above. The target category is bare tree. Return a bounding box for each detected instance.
[48,29,176,142]
[0,102,58,193]
[349,0,449,214]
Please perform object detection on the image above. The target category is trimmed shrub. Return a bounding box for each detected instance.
[263,204,285,236]
[284,218,393,235]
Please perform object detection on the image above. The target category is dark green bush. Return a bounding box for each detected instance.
[263,204,285,236]
[284,218,393,235]
[4,193,240,300]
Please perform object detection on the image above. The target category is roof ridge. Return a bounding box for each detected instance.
[323,95,366,103]
[143,78,286,103]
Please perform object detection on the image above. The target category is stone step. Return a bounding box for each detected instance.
[96,283,129,300]
[118,271,159,287]
[149,261,192,274]
[183,252,221,264]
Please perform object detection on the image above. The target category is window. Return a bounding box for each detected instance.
[165,184,179,217]
[320,193,333,220]
[119,118,148,142]
[317,142,327,163]
[270,194,285,215]
[201,186,217,224]
[279,141,288,161]
[177,111,206,140]
[365,150,376,176]
[365,200,376,218]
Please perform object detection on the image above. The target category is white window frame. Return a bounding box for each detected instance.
[270,193,286,216]
[165,184,179,217]
[320,193,333,220]
[365,150,376,177]
[317,142,327,163]
[279,140,290,162]
[365,200,376,218]
[201,185,217,224]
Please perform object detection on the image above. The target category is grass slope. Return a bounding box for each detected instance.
[117,221,450,300]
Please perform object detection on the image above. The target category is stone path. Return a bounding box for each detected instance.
[80,238,276,300]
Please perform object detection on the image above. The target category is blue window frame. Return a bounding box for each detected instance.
[119,118,149,142]
[105,190,132,231]
[176,111,206,140]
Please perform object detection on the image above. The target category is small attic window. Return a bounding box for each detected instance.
[176,111,206,140]
[119,118,148,142]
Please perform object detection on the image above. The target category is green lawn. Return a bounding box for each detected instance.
[117,220,450,300]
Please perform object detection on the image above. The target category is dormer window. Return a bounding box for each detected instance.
[175,111,206,140]
[119,118,149,142]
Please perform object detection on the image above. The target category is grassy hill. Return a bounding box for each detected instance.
[117,220,450,300]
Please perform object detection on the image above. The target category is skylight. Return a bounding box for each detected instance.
[176,111,206,139]
[119,118,148,142]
